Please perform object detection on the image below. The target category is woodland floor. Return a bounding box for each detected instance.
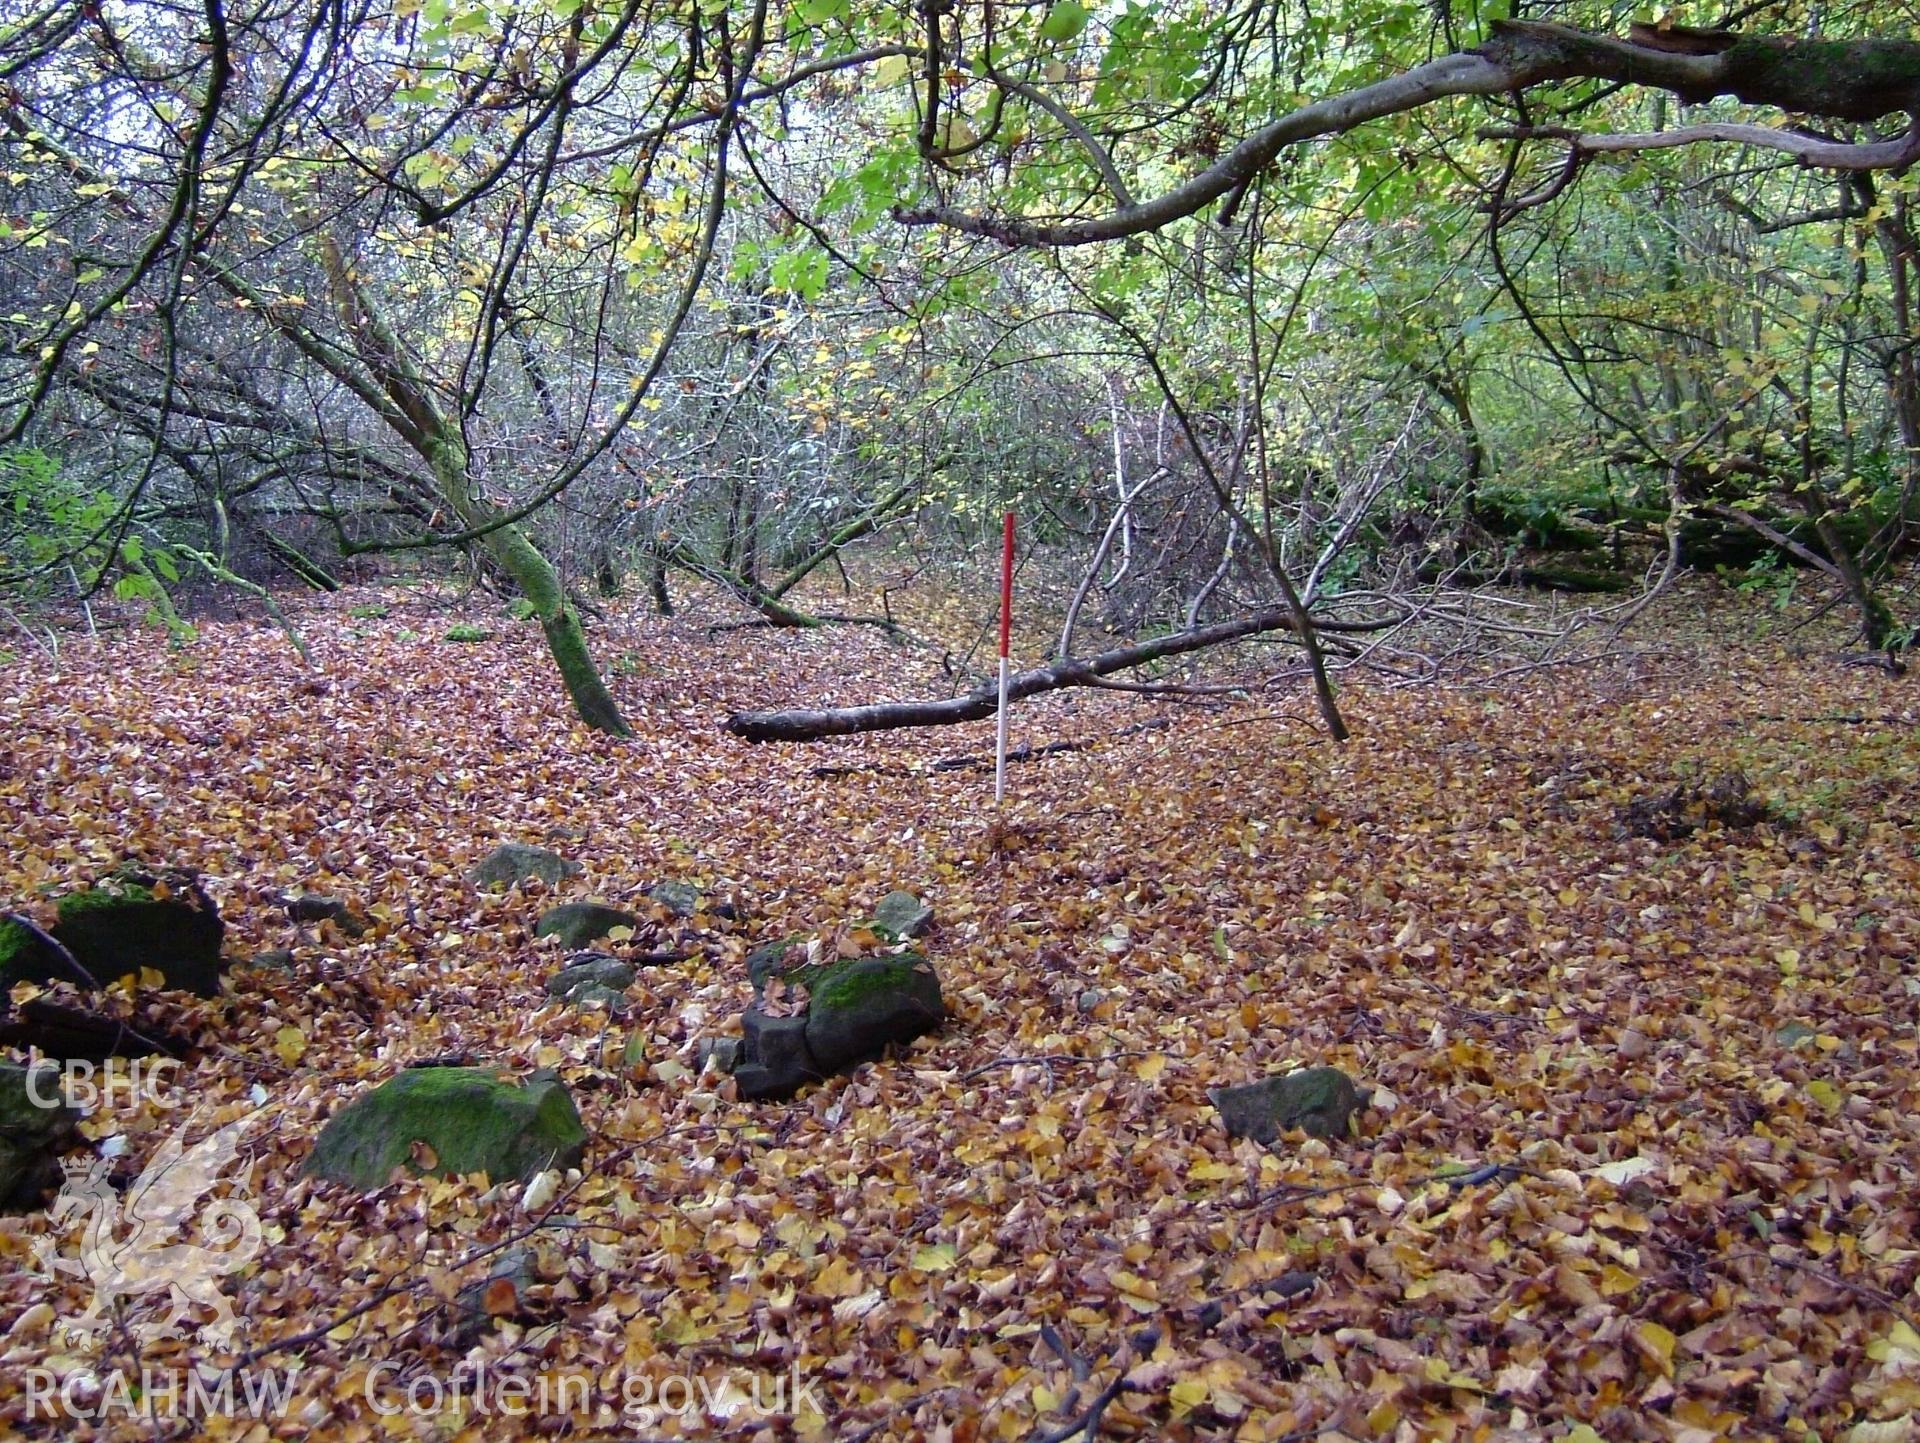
[2,565,1919,1443]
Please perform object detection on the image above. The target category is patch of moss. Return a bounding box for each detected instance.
[56,883,154,922]
[0,919,26,968]
[812,954,928,1009]
[444,623,493,643]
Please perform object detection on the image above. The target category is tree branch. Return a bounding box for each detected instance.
[895,22,1920,247]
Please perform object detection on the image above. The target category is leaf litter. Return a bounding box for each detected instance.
[0,583,1915,1442]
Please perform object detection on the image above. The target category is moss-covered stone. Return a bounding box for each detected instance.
[468,844,582,889]
[304,1066,587,1190]
[734,941,945,1096]
[0,918,51,986]
[1209,1066,1365,1144]
[535,902,637,948]
[804,954,944,1074]
[544,953,635,1007]
[746,936,810,992]
[0,1062,82,1211]
[50,867,225,996]
[56,882,154,918]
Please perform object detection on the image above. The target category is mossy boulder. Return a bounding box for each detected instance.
[804,955,944,1074]
[1209,1066,1365,1144]
[730,948,945,1099]
[0,1062,82,1211]
[50,865,226,996]
[303,1067,587,1190]
[535,902,638,948]
[869,890,933,941]
[469,844,582,889]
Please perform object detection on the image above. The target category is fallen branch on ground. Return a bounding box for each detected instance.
[728,607,1391,742]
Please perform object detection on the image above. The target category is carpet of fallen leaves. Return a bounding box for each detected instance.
[2,572,1919,1443]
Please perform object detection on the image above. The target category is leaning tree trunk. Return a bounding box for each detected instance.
[423,430,630,735]
[315,235,630,736]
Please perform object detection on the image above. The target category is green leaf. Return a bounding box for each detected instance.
[1039,1,1088,42]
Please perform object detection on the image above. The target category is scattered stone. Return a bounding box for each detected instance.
[869,890,933,940]
[804,955,945,1074]
[1775,1021,1818,1049]
[469,844,582,889]
[1616,1028,1652,1061]
[249,949,297,972]
[745,936,808,991]
[452,1246,539,1346]
[645,881,703,918]
[0,1062,82,1211]
[696,1037,742,1075]
[734,1010,821,1102]
[304,1066,588,1190]
[1210,1066,1365,1144]
[544,953,634,1010]
[1077,988,1107,1015]
[535,902,639,948]
[283,892,369,937]
[50,865,226,996]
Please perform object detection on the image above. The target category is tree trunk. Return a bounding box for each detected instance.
[650,556,674,616]
[314,235,630,736]
[424,430,631,735]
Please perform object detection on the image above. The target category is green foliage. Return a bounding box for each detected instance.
[443,623,494,643]
[348,603,390,620]
[1720,551,1796,612]
[1,446,190,640]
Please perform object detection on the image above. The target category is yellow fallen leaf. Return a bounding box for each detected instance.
[274,1026,307,1065]
[1631,1319,1677,1375]
[1600,1264,1640,1297]
[1867,1318,1920,1363]
[1807,1079,1845,1114]
[1134,1054,1167,1082]
[910,1243,957,1272]
[1168,1377,1208,1414]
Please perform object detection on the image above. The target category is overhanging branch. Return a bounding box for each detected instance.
[894,21,1920,247]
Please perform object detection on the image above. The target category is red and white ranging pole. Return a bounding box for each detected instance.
[995,510,1015,806]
